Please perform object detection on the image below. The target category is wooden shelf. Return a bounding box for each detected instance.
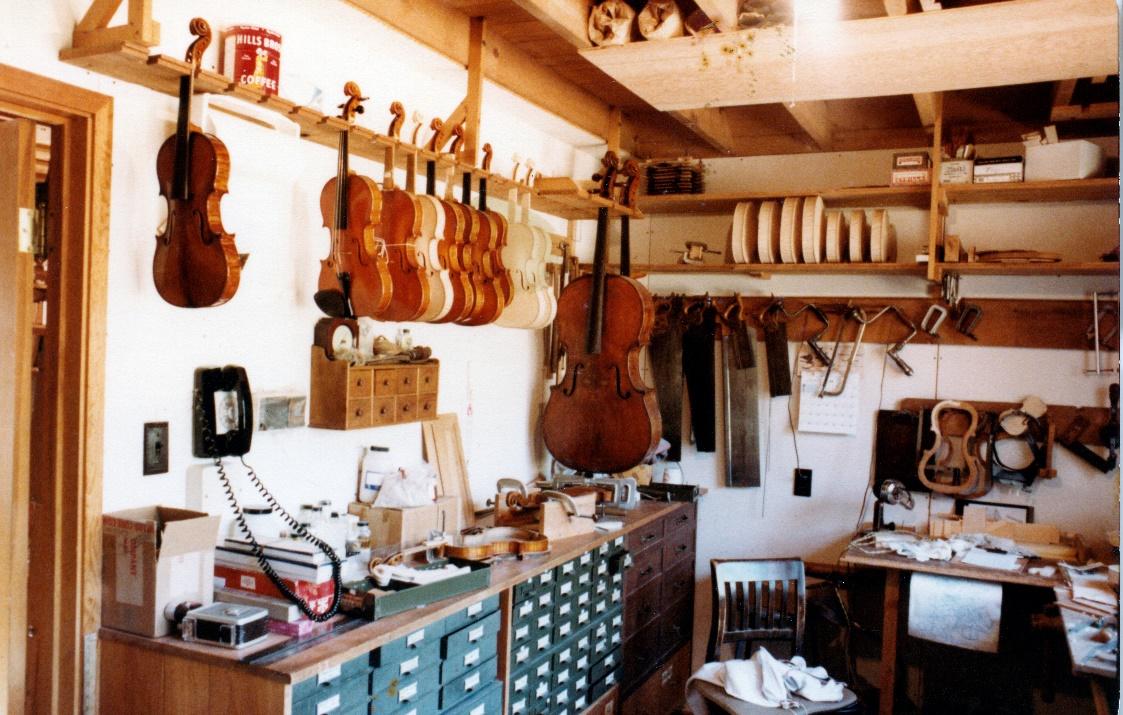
[585,262,927,277]
[59,42,639,221]
[933,261,1120,277]
[638,185,931,215]
[942,178,1119,204]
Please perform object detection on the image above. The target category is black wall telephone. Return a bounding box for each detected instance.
[193,366,253,458]
[191,365,342,622]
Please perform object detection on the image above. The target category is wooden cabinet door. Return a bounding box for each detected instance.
[0,117,38,715]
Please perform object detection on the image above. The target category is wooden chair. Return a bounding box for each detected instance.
[689,558,860,715]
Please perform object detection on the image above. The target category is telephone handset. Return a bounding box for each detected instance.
[192,365,342,622]
[193,366,253,458]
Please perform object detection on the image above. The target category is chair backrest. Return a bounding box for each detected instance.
[706,558,806,662]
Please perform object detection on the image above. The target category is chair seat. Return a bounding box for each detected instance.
[686,678,859,715]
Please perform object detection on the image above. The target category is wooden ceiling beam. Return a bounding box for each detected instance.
[881,0,937,126]
[346,0,636,151]
[580,0,1119,111]
[668,108,737,154]
[783,101,834,150]
[507,0,591,48]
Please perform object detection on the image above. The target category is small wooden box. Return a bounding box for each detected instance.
[308,347,438,430]
[348,496,461,550]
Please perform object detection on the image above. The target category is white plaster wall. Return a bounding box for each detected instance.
[1,0,591,517]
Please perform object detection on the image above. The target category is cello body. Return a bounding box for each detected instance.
[542,272,661,474]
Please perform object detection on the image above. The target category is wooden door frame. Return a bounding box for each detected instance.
[0,64,111,714]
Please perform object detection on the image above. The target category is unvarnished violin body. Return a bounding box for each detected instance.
[542,271,661,474]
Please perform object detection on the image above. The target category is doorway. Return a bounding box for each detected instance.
[0,64,111,715]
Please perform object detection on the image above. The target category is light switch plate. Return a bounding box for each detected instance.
[143,422,169,475]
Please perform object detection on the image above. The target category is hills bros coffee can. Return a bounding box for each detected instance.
[222,26,282,96]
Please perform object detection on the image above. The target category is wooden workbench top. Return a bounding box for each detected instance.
[100,499,689,685]
[840,545,1064,589]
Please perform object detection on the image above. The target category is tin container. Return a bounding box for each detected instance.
[222,25,282,96]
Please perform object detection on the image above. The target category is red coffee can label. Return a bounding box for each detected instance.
[222,26,282,95]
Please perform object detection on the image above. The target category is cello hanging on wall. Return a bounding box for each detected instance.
[542,152,661,474]
[153,17,246,308]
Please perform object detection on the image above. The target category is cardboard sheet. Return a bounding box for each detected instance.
[908,573,1002,653]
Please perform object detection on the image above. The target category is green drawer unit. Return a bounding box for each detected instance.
[439,656,497,709]
[377,621,446,666]
[440,630,497,684]
[373,688,439,715]
[292,670,371,715]
[593,575,609,600]
[370,663,438,713]
[552,641,575,673]
[292,650,374,704]
[574,566,594,594]
[577,549,596,570]
[532,608,554,639]
[548,684,571,714]
[572,628,592,658]
[573,649,592,676]
[442,610,500,662]
[511,639,535,671]
[551,658,574,691]
[609,581,624,607]
[552,611,576,643]
[590,646,621,683]
[508,663,536,702]
[514,569,555,604]
[571,688,590,715]
[553,573,577,603]
[370,638,441,693]
[443,594,500,634]
[574,587,593,611]
[441,679,502,715]
[591,595,611,620]
[574,603,593,630]
[553,598,575,625]
[556,557,580,580]
[534,585,557,614]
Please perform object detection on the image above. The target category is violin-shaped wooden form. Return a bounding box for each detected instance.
[316,82,392,319]
[917,400,988,496]
[542,152,661,474]
[154,18,245,308]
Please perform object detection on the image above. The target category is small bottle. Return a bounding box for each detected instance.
[356,520,372,562]
[396,328,412,351]
[359,446,391,503]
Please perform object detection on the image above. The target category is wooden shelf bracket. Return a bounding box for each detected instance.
[69,0,160,52]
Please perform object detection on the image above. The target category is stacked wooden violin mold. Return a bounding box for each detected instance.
[315,87,568,330]
[730,196,898,264]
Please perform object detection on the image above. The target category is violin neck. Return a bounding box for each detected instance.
[172,73,194,201]
[334,128,349,231]
[461,172,472,205]
[620,216,631,277]
[478,176,488,212]
[425,160,436,197]
[585,206,610,355]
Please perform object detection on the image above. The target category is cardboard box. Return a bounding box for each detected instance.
[1025,140,1105,181]
[974,156,1024,183]
[939,159,974,184]
[348,496,461,549]
[890,167,931,186]
[102,506,221,638]
[893,151,930,169]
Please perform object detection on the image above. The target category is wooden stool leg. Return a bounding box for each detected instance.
[878,570,902,715]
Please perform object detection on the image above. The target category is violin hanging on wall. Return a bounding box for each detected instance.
[542,152,661,474]
[315,82,392,319]
[154,18,246,308]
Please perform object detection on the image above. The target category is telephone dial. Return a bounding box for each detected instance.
[192,366,342,622]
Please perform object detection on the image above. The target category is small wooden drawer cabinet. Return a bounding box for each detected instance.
[309,346,438,430]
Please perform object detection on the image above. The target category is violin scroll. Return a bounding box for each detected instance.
[185,18,211,66]
[340,81,367,122]
[387,100,405,138]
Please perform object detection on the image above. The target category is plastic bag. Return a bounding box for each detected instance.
[374,463,437,508]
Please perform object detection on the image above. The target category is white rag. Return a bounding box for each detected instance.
[687,648,845,709]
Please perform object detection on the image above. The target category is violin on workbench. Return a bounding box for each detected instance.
[316,82,392,319]
[154,18,245,308]
[542,151,661,474]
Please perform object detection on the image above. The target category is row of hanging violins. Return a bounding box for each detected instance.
[152,17,641,333]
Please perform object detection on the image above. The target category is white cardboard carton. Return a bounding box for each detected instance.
[101,506,221,637]
[1025,140,1105,181]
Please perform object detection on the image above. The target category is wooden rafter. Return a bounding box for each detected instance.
[784,100,834,150]
[668,108,736,155]
[693,0,740,33]
[881,0,938,126]
[345,0,634,152]
[580,0,1119,111]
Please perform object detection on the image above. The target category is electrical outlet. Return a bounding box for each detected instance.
[143,422,169,475]
[794,468,812,497]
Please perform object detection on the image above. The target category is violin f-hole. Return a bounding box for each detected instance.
[561,363,585,396]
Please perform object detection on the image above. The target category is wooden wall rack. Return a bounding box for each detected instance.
[58,43,640,222]
[654,294,1112,351]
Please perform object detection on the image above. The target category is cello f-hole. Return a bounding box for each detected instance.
[613,365,632,400]
[561,363,585,397]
